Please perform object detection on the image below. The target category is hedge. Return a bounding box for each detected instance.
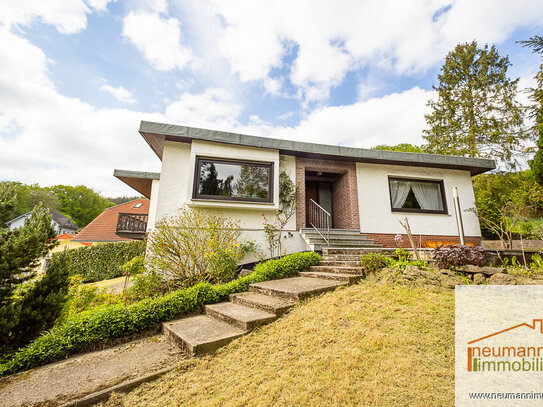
[0,251,321,377]
[50,240,146,283]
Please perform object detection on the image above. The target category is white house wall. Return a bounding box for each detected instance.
[355,162,481,237]
[146,178,160,230]
[151,140,307,261]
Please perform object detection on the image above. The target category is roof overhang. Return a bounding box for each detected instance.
[139,120,496,175]
[113,169,160,198]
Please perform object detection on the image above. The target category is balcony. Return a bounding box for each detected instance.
[116,213,148,239]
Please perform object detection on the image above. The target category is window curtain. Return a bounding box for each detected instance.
[411,182,443,210]
[390,180,411,208]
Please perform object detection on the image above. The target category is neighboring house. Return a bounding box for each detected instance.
[6,210,78,234]
[114,120,496,258]
[72,199,149,243]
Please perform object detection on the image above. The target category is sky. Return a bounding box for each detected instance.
[1,0,543,196]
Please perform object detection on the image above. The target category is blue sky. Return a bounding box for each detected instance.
[1,0,543,196]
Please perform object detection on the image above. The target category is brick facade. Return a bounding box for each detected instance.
[364,233,482,248]
[295,157,360,230]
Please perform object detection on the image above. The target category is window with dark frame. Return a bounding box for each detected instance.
[193,157,273,203]
[388,177,447,214]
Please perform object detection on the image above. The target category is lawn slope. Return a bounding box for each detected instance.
[106,282,454,407]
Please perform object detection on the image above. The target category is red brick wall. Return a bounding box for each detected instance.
[295,157,360,230]
[364,232,482,248]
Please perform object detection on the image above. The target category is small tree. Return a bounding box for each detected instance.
[147,207,249,288]
[262,170,297,257]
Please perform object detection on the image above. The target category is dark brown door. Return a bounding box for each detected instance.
[305,181,318,226]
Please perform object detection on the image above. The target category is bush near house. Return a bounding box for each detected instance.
[50,240,146,283]
[0,251,321,377]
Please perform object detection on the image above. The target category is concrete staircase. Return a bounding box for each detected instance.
[162,251,365,356]
[299,228,381,251]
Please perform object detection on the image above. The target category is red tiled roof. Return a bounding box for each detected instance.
[72,199,149,242]
[54,233,76,240]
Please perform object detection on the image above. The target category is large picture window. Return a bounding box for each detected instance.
[388,177,447,214]
[193,157,273,203]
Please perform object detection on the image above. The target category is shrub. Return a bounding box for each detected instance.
[433,244,487,269]
[2,251,70,356]
[147,207,253,288]
[0,251,321,376]
[360,252,394,273]
[50,240,145,283]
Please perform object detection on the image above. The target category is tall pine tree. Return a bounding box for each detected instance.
[521,36,543,186]
[423,41,529,167]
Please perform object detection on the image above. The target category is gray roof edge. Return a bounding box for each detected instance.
[139,120,496,173]
[113,169,161,180]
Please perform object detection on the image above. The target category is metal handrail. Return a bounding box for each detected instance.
[308,199,330,245]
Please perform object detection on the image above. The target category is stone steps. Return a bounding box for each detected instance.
[249,277,347,301]
[300,271,364,284]
[230,292,296,316]
[299,229,381,250]
[308,265,364,274]
[205,302,276,331]
[323,247,393,256]
[319,260,361,267]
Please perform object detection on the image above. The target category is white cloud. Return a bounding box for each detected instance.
[164,88,242,129]
[0,0,115,34]
[99,82,137,105]
[0,28,162,196]
[122,11,195,71]
[265,87,434,148]
[204,0,543,102]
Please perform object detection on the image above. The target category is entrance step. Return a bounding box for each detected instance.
[205,302,276,331]
[322,254,363,262]
[300,271,364,284]
[309,265,364,274]
[323,247,393,256]
[249,277,346,301]
[163,315,245,356]
[230,292,296,316]
[299,229,381,251]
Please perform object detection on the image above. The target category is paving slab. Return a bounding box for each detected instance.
[0,335,182,407]
[205,302,276,331]
[230,292,296,316]
[163,315,246,356]
[249,277,346,300]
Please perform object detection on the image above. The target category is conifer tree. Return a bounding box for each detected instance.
[423,41,529,167]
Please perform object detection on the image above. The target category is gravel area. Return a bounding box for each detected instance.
[0,335,184,407]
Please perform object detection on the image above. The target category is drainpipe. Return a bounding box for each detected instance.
[452,187,465,245]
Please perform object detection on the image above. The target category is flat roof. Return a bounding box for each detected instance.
[113,169,160,198]
[139,120,496,175]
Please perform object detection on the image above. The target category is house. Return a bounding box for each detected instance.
[72,199,149,243]
[6,210,78,234]
[114,120,495,258]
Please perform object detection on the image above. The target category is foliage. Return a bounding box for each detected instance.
[371,143,426,153]
[432,244,487,269]
[0,182,61,223]
[423,41,529,168]
[0,182,17,227]
[127,268,169,302]
[520,36,543,187]
[262,169,297,257]
[61,275,120,319]
[47,185,114,227]
[472,170,543,240]
[0,251,321,376]
[360,252,394,273]
[49,240,146,283]
[107,196,143,205]
[147,207,252,289]
[2,253,70,355]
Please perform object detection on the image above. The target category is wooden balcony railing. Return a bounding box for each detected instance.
[116,213,148,234]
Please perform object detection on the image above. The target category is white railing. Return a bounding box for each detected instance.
[308,199,330,245]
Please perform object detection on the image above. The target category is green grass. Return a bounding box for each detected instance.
[105,281,454,407]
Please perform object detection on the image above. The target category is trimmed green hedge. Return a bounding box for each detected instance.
[50,240,146,283]
[0,251,321,377]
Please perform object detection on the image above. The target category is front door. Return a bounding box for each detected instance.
[305,181,333,227]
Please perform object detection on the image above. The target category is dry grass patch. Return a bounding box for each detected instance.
[105,282,454,407]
